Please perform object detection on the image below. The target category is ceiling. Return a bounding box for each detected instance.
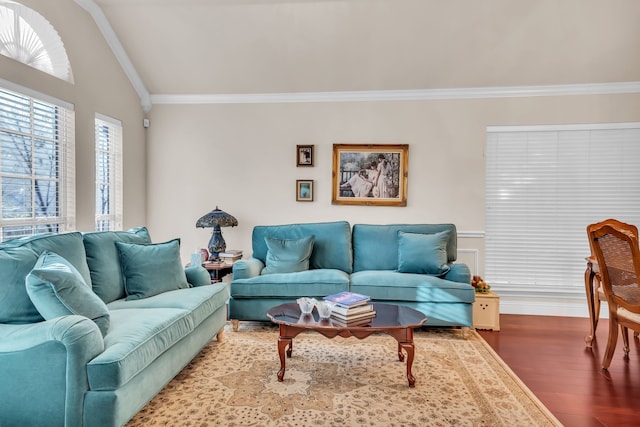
[90,0,640,97]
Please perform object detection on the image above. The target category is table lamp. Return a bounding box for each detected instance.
[195,206,238,260]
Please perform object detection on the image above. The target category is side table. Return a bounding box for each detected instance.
[203,262,234,283]
[473,291,500,331]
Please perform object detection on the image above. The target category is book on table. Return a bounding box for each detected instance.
[324,291,371,308]
[331,316,374,327]
[330,309,376,322]
[330,303,374,317]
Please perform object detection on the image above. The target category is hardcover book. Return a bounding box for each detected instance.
[330,303,374,317]
[330,310,376,322]
[324,291,371,307]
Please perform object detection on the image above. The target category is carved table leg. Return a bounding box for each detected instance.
[399,342,416,387]
[277,337,291,381]
[397,342,405,362]
[585,261,597,347]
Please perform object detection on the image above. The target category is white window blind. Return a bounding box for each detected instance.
[485,123,640,298]
[95,114,122,231]
[0,84,75,241]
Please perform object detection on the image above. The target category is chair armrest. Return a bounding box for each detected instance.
[444,263,471,284]
[232,258,265,280]
[184,265,211,286]
[0,316,104,427]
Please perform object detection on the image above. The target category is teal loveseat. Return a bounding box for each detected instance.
[229,221,473,330]
[0,228,229,427]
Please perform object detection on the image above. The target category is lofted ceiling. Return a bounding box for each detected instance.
[90,0,640,97]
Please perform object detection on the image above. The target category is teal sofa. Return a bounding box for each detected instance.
[0,228,229,427]
[229,221,473,330]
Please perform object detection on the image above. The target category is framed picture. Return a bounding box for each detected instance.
[296,145,314,167]
[332,143,408,206]
[296,180,314,202]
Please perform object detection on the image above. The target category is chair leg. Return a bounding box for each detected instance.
[602,315,619,370]
[621,326,631,358]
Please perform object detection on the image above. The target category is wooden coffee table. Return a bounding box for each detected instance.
[266,302,427,387]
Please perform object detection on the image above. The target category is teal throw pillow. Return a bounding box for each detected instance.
[263,235,315,274]
[26,251,110,337]
[115,239,190,300]
[397,230,451,276]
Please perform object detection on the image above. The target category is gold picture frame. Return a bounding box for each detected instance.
[296,180,314,202]
[332,144,408,206]
[296,145,314,167]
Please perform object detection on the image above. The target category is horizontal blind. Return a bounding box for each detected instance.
[0,85,75,241]
[485,124,640,296]
[95,114,123,231]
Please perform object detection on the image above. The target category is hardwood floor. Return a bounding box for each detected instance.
[477,314,640,427]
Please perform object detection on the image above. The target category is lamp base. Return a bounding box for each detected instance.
[208,225,226,260]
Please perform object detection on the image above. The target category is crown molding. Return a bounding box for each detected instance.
[150,81,640,105]
[74,0,152,113]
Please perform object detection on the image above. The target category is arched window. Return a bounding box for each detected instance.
[0,1,73,83]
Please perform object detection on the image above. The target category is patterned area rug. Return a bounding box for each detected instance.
[127,322,561,426]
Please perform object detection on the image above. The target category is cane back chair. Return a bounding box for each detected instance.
[587,219,640,369]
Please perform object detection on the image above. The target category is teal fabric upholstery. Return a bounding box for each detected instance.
[83,227,151,303]
[184,265,212,286]
[230,222,473,327]
[116,239,190,300]
[26,251,111,336]
[263,235,315,274]
[0,229,229,427]
[0,232,91,324]
[352,224,458,272]
[251,221,353,273]
[397,230,451,276]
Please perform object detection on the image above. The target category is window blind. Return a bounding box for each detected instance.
[485,123,640,297]
[0,85,75,241]
[95,113,123,231]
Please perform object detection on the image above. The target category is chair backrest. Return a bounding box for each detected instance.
[587,219,640,314]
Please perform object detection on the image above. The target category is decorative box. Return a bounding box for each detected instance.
[473,291,500,331]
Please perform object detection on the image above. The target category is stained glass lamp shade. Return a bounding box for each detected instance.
[196,207,238,260]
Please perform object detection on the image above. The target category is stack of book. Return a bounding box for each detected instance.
[324,291,375,326]
[219,250,242,265]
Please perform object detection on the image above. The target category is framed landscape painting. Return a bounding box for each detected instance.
[331,144,408,206]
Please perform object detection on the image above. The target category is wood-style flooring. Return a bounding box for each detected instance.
[477,314,640,427]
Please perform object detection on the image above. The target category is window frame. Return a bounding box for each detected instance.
[94,113,123,231]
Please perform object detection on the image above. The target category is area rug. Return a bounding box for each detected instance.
[127,322,562,426]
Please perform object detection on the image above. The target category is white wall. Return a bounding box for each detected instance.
[146,93,640,317]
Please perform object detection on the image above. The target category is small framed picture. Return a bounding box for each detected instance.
[296,145,314,167]
[296,180,314,202]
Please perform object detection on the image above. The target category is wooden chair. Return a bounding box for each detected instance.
[587,219,640,369]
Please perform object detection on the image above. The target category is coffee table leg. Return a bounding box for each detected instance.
[397,342,405,362]
[277,337,291,381]
[399,342,416,387]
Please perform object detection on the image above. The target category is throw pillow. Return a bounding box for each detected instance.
[26,251,111,337]
[263,235,315,274]
[397,230,451,276]
[115,239,190,300]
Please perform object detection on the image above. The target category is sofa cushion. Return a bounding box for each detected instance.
[251,221,353,273]
[83,227,152,304]
[107,284,229,331]
[87,307,192,390]
[0,232,91,324]
[26,251,110,336]
[350,270,475,303]
[231,269,349,298]
[352,224,458,272]
[115,239,190,301]
[397,230,451,276]
[263,235,315,274]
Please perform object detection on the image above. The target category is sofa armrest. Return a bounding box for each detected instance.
[0,316,105,427]
[184,265,212,286]
[444,263,471,284]
[232,258,265,280]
